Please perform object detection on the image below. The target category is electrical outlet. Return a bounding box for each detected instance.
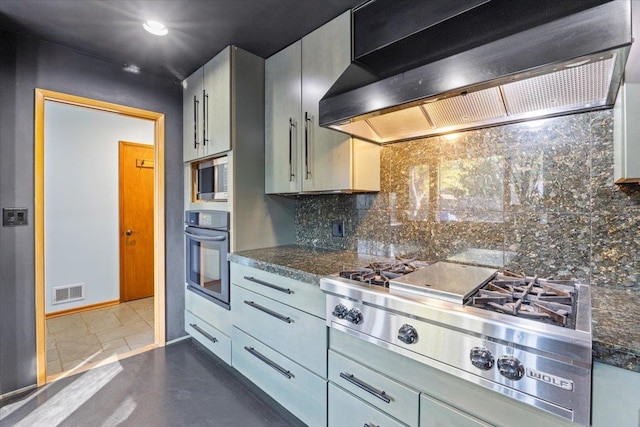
[331,220,345,237]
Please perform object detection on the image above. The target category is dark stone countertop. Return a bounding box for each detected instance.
[591,287,640,372]
[229,245,640,373]
[228,244,395,286]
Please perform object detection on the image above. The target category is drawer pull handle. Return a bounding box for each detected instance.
[244,300,293,323]
[340,372,391,404]
[244,346,293,379]
[189,323,218,343]
[244,276,293,294]
[364,424,380,427]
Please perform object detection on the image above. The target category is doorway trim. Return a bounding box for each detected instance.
[34,89,166,385]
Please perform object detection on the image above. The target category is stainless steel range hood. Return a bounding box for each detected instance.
[319,0,632,144]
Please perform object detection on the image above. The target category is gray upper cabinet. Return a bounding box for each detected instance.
[265,11,380,194]
[614,82,640,183]
[265,41,302,194]
[183,68,204,161]
[183,46,233,162]
[204,47,232,157]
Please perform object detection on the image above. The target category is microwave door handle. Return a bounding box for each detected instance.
[184,231,226,242]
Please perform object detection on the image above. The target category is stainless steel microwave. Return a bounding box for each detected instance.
[195,156,228,201]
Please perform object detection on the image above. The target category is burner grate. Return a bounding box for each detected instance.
[470,273,576,328]
[338,259,434,288]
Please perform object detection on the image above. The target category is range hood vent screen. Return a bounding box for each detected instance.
[502,56,615,116]
[423,87,507,129]
[330,55,619,144]
[365,106,434,141]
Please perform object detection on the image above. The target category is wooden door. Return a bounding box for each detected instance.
[119,141,154,301]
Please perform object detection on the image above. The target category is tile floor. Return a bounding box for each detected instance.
[46,297,154,376]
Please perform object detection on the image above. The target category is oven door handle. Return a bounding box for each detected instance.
[184,231,226,242]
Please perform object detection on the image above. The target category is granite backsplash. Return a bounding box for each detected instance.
[295,110,640,290]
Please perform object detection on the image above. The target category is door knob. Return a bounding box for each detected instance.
[125,230,133,236]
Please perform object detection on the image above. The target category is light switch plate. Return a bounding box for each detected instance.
[3,208,28,226]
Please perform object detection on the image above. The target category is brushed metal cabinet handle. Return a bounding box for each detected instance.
[244,300,292,323]
[340,372,391,403]
[189,323,218,343]
[243,276,293,294]
[289,118,296,182]
[244,346,293,379]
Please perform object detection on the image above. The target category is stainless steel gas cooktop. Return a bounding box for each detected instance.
[322,260,592,425]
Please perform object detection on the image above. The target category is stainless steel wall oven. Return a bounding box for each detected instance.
[184,210,230,309]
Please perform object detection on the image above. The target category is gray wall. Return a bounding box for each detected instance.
[0,31,184,395]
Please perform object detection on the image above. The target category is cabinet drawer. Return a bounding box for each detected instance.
[185,288,232,336]
[420,394,491,427]
[185,311,231,365]
[232,327,327,427]
[232,284,327,377]
[329,350,419,426]
[231,263,325,318]
[329,383,407,427]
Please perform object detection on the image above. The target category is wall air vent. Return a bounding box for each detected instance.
[53,283,85,304]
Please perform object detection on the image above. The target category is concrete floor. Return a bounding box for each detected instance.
[46,298,155,376]
[1,339,304,427]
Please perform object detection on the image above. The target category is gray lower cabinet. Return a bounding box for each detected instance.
[592,362,640,426]
[328,350,419,426]
[420,394,491,427]
[230,262,328,425]
[232,284,327,376]
[232,327,327,427]
[329,383,408,427]
[329,329,576,427]
[184,289,232,364]
[185,311,231,364]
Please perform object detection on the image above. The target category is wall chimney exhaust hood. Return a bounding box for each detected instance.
[319,0,632,144]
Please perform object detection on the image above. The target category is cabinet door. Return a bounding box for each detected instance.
[265,40,302,194]
[183,67,204,162]
[203,46,232,156]
[329,383,407,427]
[232,327,328,427]
[232,284,327,377]
[420,394,491,427]
[301,11,352,192]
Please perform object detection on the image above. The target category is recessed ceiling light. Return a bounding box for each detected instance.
[143,20,168,36]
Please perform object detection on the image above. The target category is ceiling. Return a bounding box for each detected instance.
[0,0,363,81]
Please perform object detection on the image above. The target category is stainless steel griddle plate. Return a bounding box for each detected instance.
[388,261,497,303]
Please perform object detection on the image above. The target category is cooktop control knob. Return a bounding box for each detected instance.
[470,347,494,370]
[398,324,418,344]
[332,303,349,319]
[345,308,363,325]
[497,355,524,380]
